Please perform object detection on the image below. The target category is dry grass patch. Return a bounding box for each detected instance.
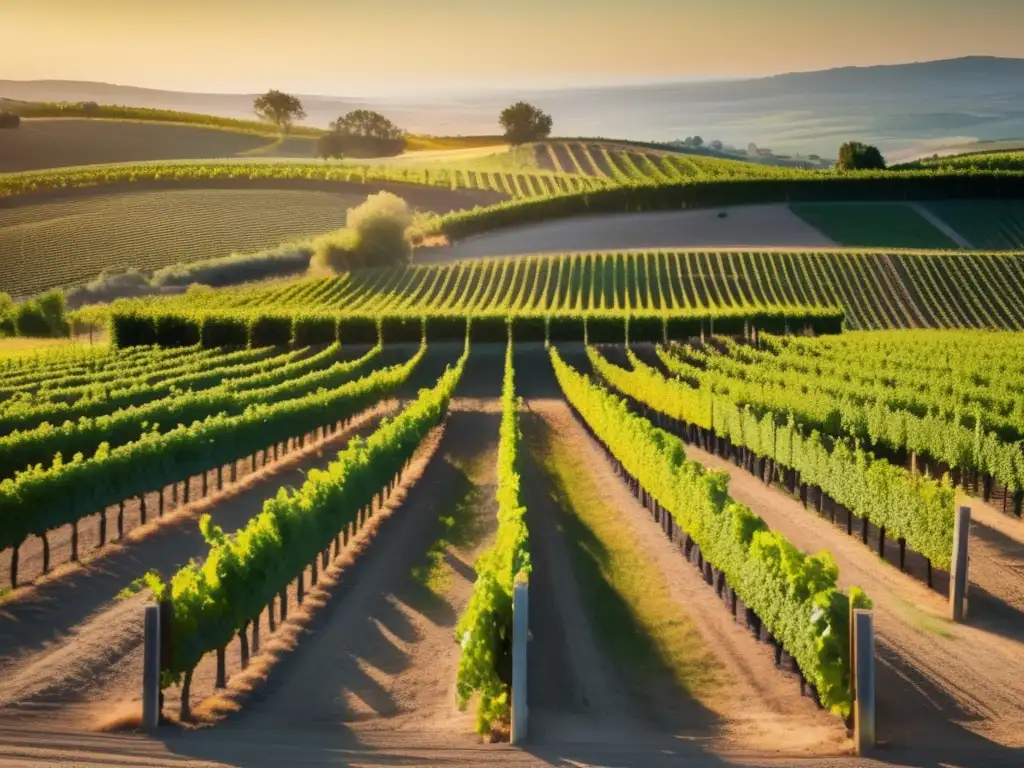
[527,415,725,702]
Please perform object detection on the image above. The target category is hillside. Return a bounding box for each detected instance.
[146,249,1024,332]
[6,57,1024,158]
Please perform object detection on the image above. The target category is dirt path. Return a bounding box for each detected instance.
[419,206,839,263]
[522,395,849,755]
[214,350,506,746]
[0,405,393,725]
[656,426,1024,753]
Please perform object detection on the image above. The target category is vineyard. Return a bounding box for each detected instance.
[113,248,1024,332]
[0,318,1022,761]
[534,140,801,183]
[4,93,1024,767]
[0,157,604,202]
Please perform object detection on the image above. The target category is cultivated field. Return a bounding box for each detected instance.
[0,119,321,172]
[153,248,1024,331]
[533,140,806,181]
[4,98,1024,768]
[0,183,501,297]
[0,329,1022,768]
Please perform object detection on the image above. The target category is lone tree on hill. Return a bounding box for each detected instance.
[253,90,306,134]
[499,102,552,145]
[837,141,887,171]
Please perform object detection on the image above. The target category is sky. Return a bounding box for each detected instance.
[3,0,1024,96]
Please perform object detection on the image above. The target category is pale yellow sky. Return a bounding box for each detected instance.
[3,0,1023,94]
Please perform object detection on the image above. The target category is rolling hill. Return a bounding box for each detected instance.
[5,56,1024,158]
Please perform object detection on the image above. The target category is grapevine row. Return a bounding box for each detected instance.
[550,345,870,717]
[146,337,468,719]
[456,338,531,734]
[0,345,425,587]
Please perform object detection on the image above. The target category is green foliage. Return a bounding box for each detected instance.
[0,343,409,552]
[0,293,17,337]
[605,345,957,568]
[499,102,553,145]
[837,142,887,171]
[456,339,530,733]
[551,346,869,716]
[151,339,468,685]
[252,90,306,135]
[13,291,70,338]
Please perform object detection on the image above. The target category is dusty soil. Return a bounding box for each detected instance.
[423,206,839,263]
[525,400,850,755]
[0,406,394,723]
[641,407,1024,754]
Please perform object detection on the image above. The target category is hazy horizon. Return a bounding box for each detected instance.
[5,0,1024,97]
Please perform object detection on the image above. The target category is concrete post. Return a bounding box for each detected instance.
[510,578,529,744]
[853,609,875,754]
[950,506,971,622]
[142,604,161,730]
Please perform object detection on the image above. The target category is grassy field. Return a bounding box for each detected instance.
[789,202,959,249]
[154,248,1024,331]
[927,201,1024,249]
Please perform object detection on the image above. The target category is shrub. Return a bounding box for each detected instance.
[152,245,312,288]
[248,314,293,347]
[156,313,201,347]
[468,315,509,343]
[292,313,338,347]
[510,315,547,343]
[380,315,423,344]
[345,192,414,269]
[14,291,69,337]
[111,307,159,347]
[0,111,20,129]
[338,315,379,345]
[626,315,664,343]
[66,269,152,307]
[0,293,16,336]
[586,315,627,344]
[201,314,248,348]
[423,315,468,341]
[547,314,585,342]
[308,229,358,275]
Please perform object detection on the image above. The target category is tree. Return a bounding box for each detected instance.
[690,136,704,148]
[318,110,408,159]
[709,139,724,152]
[837,141,886,171]
[252,90,306,134]
[330,110,404,139]
[498,102,552,145]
